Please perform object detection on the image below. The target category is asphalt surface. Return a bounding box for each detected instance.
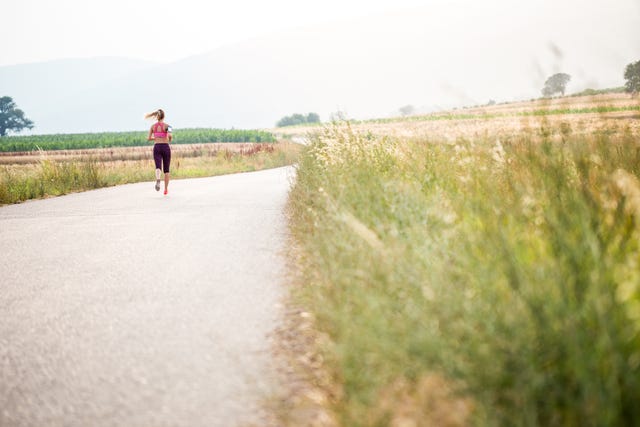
[0,166,294,427]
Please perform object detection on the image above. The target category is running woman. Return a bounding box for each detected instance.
[145,109,172,195]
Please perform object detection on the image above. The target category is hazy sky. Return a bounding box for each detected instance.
[2,0,431,66]
[4,0,637,67]
[2,0,638,133]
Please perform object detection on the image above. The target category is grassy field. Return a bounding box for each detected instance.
[0,128,275,152]
[275,93,640,141]
[286,95,640,426]
[0,142,300,204]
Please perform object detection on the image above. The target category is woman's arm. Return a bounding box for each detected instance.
[148,126,154,142]
[167,124,173,142]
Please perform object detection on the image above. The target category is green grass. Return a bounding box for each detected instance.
[521,105,640,116]
[569,87,626,97]
[0,142,300,204]
[288,123,640,426]
[0,128,275,152]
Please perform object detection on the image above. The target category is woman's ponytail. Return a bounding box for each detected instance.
[144,109,165,120]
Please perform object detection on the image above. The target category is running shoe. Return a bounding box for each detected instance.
[155,180,161,191]
[164,189,168,195]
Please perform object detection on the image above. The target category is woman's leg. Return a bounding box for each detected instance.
[162,145,171,193]
[153,145,162,191]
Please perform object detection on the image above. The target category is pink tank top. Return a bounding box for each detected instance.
[153,122,168,138]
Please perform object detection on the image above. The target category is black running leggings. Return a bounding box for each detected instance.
[153,143,171,173]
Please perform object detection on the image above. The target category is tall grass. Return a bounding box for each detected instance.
[0,160,105,203]
[288,123,640,426]
[0,142,300,204]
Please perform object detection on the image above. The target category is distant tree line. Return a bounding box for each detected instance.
[540,59,640,98]
[276,112,320,127]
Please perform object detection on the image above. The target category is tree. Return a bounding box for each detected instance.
[542,73,571,97]
[276,112,321,127]
[0,96,34,137]
[306,112,320,123]
[399,105,415,117]
[624,60,640,96]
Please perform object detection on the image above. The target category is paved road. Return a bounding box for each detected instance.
[0,167,294,427]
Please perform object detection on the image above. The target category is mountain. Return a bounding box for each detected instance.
[1,3,638,134]
[0,57,157,133]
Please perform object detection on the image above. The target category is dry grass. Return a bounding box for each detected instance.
[370,374,473,427]
[0,142,301,204]
[461,93,638,115]
[356,112,640,141]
